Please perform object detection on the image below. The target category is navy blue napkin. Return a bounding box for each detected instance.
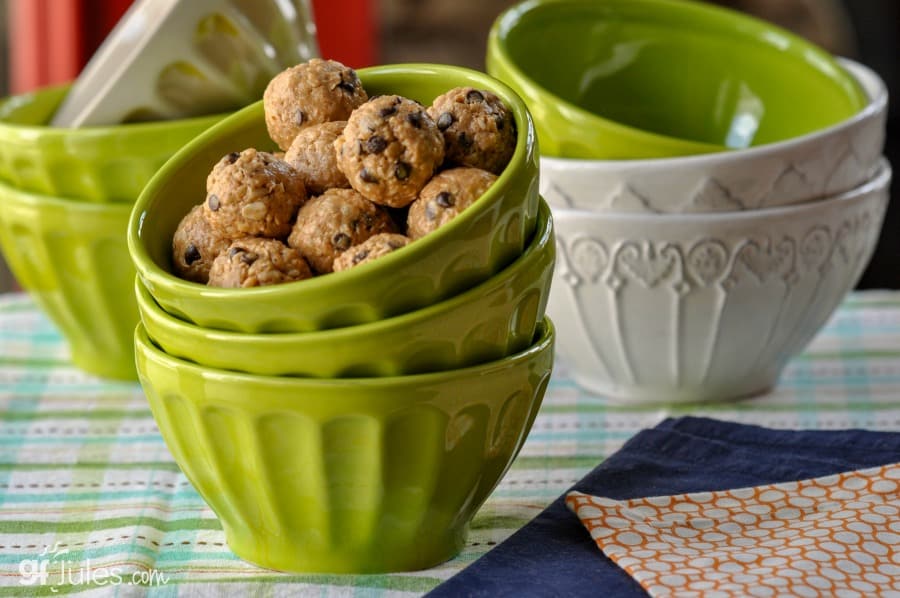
[426,416,900,597]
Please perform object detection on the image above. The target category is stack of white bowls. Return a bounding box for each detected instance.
[541,58,890,404]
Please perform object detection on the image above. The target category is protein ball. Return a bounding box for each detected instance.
[427,86,516,175]
[287,188,397,273]
[335,95,444,208]
[203,148,307,239]
[171,205,232,283]
[283,120,350,195]
[207,237,313,288]
[263,58,368,151]
[333,233,411,271]
[407,167,498,239]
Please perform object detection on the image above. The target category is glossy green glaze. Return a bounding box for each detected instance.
[134,319,554,573]
[0,85,224,202]
[487,0,866,159]
[0,180,137,379]
[128,64,540,333]
[137,200,554,377]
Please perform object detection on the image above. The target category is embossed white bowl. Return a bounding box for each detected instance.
[548,160,891,403]
[540,59,887,214]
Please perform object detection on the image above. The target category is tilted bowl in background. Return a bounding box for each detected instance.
[0,84,224,202]
[129,64,540,333]
[0,179,138,379]
[134,318,554,573]
[548,161,890,404]
[539,58,887,214]
[487,0,866,160]
[136,200,554,377]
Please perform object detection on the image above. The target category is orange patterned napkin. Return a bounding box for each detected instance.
[567,463,900,597]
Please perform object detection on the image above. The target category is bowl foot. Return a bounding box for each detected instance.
[71,348,138,381]
[570,371,779,406]
[223,523,467,574]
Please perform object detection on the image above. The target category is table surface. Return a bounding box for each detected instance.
[1,290,899,596]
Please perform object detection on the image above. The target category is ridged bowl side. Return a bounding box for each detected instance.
[0,85,224,202]
[548,162,890,404]
[0,182,138,379]
[134,320,554,573]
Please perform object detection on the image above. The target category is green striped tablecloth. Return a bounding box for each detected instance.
[1,290,899,596]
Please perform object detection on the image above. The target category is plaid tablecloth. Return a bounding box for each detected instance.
[1,290,899,596]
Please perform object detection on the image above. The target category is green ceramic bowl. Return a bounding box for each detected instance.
[0,84,224,202]
[134,318,554,573]
[128,64,539,333]
[137,200,553,377]
[0,179,137,379]
[487,0,867,159]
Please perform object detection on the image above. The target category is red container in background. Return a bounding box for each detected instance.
[8,0,377,94]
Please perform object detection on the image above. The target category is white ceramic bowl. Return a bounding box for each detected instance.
[540,58,887,214]
[548,160,891,403]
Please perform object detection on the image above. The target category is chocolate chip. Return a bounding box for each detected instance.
[406,112,423,128]
[336,73,357,94]
[466,90,485,103]
[495,115,505,130]
[295,110,305,125]
[352,250,370,264]
[183,244,201,265]
[437,112,454,131]
[240,252,258,266]
[360,168,378,183]
[379,105,398,118]
[435,191,454,208]
[228,246,244,257]
[394,161,411,181]
[333,233,352,251]
[365,135,387,154]
[226,152,240,164]
[207,194,220,211]
[458,132,473,150]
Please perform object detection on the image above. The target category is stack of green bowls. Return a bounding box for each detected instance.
[0,85,223,380]
[126,64,556,573]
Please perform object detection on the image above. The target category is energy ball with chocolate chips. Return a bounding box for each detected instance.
[427,87,516,175]
[264,59,368,151]
[207,237,313,288]
[407,167,498,239]
[203,148,307,239]
[334,95,444,208]
[171,205,232,283]
[288,188,397,274]
[284,121,349,195]
[333,233,411,272]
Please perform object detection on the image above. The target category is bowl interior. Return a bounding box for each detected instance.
[0,84,68,126]
[0,180,138,379]
[491,0,866,157]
